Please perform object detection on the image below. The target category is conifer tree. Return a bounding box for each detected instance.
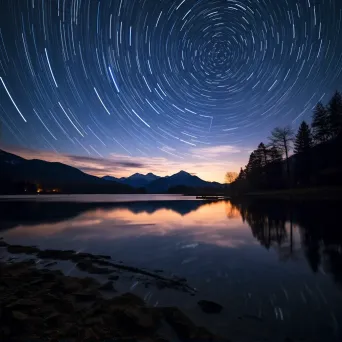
[294,121,313,154]
[312,102,331,143]
[327,91,342,138]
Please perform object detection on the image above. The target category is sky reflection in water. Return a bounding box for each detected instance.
[1,197,342,341]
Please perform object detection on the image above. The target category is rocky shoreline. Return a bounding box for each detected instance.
[0,238,224,341]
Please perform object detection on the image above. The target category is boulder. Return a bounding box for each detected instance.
[197,300,223,314]
[159,307,215,341]
[99,281,116,292]
[108,275,119,281]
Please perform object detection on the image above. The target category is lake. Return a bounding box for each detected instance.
[1,194,342,342]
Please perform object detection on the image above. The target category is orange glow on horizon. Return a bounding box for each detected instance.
[1,144,248,183]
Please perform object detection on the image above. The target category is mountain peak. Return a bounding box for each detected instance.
[129,173,145,179]
[175,170,190,176]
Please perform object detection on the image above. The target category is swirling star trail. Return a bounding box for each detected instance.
[0,0,342,181]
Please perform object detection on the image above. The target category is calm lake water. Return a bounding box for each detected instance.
[1,195,342,342]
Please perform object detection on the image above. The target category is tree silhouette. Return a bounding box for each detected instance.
[293,121,313,185]
[230,90,342,193]
[268,126,294,185]
[245,152,258,175]
[268,146,283,163]
[327,91,342,138]
[237,167,246,180]
[225,172,238,184]
[294,121,313,154]
[312,102,331,143]
[255,142,270,167]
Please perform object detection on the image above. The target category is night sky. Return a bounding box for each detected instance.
[1,0,342,182]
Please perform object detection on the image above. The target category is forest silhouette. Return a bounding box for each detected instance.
[231,91,342,193]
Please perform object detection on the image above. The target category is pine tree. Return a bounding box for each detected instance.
[327,91,342,138]
[294,121,313,154]
[312,102,331,143]
[256,142,270,167]
[245,152,258,175]
[237,167,246,180]
[269,146,283,162]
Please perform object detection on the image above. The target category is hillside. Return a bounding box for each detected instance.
[0,149,134,194]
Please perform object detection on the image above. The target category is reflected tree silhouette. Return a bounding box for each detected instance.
[231,200,288,249]
[224,201,240,219]
[231,199,342,288]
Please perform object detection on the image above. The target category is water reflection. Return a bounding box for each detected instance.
[1,197,342,340]
[231,199,342,288]
[2,198,342,287]
[1,200,249,250]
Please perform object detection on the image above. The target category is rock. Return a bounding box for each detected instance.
[241,314,263,321]
[6,298,37,309]
[44,311,61,323]
[0,240,8,247]
[173,276,187,283]
[197,300,223,314]
[109,292,145,307]
[37,249,76,260]
[1,326,10,336]
[73,291,99,302]
[44,261,58,267]
[76,261,113,274]
[41,272,58,282]
[94,254,111,260]
[76,252,94,259]
[84,316,104,326]
[7,245,39,254]
[83,327,99,340]
[0,246,218,341]
[29,278,45,286]
[159,307,215,341]
[99,281,116,292]
[11,310,29,321]
[79,277,99,289]
[122,306,159,331]
[92,259,113,267]
[156,280,167,289]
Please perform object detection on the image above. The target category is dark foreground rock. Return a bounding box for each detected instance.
[0,261,223,342]
[198,300,223,314]
[2,241,196,294]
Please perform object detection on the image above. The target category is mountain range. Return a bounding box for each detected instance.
[0,149,223,194]
[0,149,133,194]
[103,171,223,193]
[103,172,160,188]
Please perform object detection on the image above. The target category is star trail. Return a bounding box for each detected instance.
[0,0,342,181]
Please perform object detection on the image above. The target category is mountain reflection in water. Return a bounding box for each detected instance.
[1,198,342,288]
[1,197,342,341]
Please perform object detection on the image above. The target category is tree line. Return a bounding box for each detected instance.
[231,91,342,193]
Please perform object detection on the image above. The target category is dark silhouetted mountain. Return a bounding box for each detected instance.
[104,170,223,193]
[103,172,160,187]
[102,175,121,182]
[0,149,134,194]
[146,170,223,193]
